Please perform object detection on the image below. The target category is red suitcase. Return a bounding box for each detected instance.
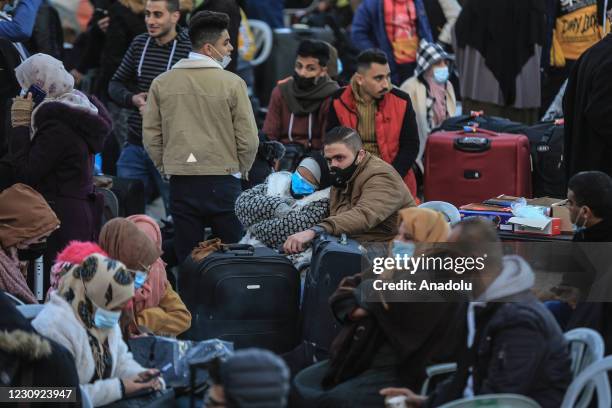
[424,128,532,207]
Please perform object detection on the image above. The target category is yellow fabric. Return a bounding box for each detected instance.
[238,9,257,61]
[135,286,191,337]
[11,98,33,128]
[350,77,380,157]
[551,4,610,67]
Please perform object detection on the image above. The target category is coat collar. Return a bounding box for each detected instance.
[173,55,223,70]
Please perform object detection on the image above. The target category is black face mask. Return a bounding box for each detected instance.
[329,154,360,188]
[17,242,47,261]
[293,72,318,91]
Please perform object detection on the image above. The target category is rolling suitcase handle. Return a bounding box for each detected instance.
[453,127,503,153]
[220,244,255,256]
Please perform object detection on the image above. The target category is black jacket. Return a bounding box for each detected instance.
[563,34,612,180]
[427,291,572,408]
[0,291,80,407]
[96,0,146,100]
[25,0,63,59]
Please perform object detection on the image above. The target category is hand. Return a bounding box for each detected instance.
[70,69,83,85]
[283,229,316,254]
[122,370,162,395]
[97,16,110,32]
[380,388,427,407]
[132,92,147,108]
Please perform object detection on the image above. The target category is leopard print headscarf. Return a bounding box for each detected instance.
[57,254,134,380]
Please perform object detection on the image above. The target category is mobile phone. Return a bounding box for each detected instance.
[27,84,47,106]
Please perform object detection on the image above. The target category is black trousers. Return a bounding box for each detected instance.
[170,175,243,265]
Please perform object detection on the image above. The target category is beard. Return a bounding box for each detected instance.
[150,24,172,39]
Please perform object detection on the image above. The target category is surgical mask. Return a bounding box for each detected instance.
[292,72,318,91]
[93,306,121,329]
[17,242,47,261]
[134,271,147,289]
[211,46,231,69]
[572,207,588,234]
[433,66,449,84]
[392,240,415,258]
[329,154,360,188]
[291,171,316,198]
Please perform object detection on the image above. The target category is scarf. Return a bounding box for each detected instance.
[14,54,99,134]
[126,215,168,314]
[397,207,449,243]
[0,247,37,304]
[56,254,134,380]
[350,77,380,157]
[424,70,447,128]
[98,218,161,271]
[279,74,339,116]
[0,183,59,249]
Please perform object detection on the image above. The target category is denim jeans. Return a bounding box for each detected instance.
[116,143,170,214]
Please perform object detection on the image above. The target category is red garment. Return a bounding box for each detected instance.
[384,0,419,64]
[263,85,331,150]
[330,86,418,199]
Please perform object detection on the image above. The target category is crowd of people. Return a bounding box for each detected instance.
[1,0,612,407]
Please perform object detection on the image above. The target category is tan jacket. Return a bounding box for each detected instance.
[400,76,456,172]
[317,153,416,243]
[143,56,259,177]
[135,286,192,337]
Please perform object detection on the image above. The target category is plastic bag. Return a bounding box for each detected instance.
[510,198,549,219]
[128,337,233,389]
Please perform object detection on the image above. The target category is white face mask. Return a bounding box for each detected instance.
[211,46,231,69]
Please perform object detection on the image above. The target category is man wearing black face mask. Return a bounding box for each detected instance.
[263,40,339,152]
[283,126,415,254]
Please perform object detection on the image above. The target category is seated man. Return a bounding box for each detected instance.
[283,126,415,254]
[263,39,339,160]
[380,218,572,408]
[236,153,332,250]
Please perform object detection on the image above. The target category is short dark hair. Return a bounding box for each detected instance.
[188,11,230,50]
[568,171,612,219]
[324,126,363,154]
[147,0,180,13]
[357,49,388,72]
[297,40,330,67]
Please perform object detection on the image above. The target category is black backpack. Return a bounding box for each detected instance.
[524,119,566,198]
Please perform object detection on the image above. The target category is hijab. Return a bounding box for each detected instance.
[98,218,161,271]
[398,207,450,243]
[14,53,98,133]
[56,254,134,380]
[0,184,59,304]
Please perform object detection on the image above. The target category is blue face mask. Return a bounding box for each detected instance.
[392,240,415,258]
[134,271,147,289]
[93,307,121,330]
[291,171,316,197]
[433,66,449,84]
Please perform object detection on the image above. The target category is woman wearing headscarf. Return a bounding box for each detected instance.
[294,208,463,407]
[0,183,60,304]
[99,217,191,338]
[32,253,163,407]
[9,53,112,273]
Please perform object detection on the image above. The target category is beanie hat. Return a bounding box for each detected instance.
[221,348,290,408]
[297,157,322,185]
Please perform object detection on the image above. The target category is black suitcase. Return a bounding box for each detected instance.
[110,176,145,217]
[179,244,300,353]
[257,27,335,106]
[524,119,566,198]
[434,111,528,134]
[301,234,367,354]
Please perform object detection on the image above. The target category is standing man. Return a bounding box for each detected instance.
[351,0,434,84]
[109,0,191,214]
[327,49,420,199]
[563,30,612,180]
[143,11,258,263]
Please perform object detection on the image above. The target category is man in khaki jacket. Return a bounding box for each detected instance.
[283,126,415,254]
[143,10,258,263]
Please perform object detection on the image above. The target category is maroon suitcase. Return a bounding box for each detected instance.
[424,128,532,207]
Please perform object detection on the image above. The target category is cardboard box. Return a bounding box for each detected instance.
[527,197,572,234]
[509,217,562,236]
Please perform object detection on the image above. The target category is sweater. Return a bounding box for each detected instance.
[32,294,146,407]
[109,29,191,146]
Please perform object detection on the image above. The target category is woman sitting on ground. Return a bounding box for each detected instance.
[32,253,163,406]
[99,217,191,338]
